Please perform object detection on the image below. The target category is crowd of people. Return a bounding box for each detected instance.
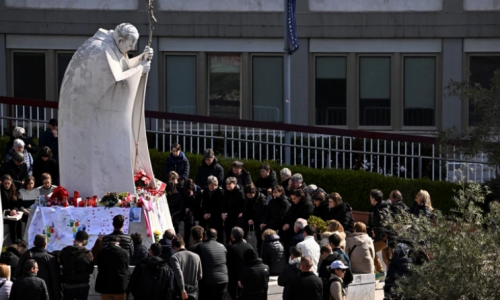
[0,132,437,300]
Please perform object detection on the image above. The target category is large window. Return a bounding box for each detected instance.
[315,57,347,126]
[252,56,283,122]
[165,55,197,115]
[403,57,436,127]
[13,52,46,100]
[209,54,241,119]
[359,57,391,126]
[469,56,500,126]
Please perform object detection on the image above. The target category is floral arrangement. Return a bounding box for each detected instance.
[154,230,161,243]
[134,169,151,188]
[100,192,119,209]
[307,215,328,234]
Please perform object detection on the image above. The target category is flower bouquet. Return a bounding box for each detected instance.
[134,169,151,188]
[100,192,120,209]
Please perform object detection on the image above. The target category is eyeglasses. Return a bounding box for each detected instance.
[336,269,346,273]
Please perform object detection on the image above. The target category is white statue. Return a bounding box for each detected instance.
[58,23,155,198]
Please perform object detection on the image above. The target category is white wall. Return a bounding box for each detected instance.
[158,0,282,11]
[309,0,443,12]
[464,0,500,11]
[5,0,138,10]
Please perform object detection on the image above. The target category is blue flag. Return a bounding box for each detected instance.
[286,0,299,54]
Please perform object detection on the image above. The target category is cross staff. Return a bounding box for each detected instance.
[147,0,157,52]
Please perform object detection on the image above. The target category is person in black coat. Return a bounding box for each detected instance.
[38,119,58,161]
[198,229,229,300]
[262,185,290,232]
[221,177,246,244]
[15,234,61,300]
[0,244,22,281]
[1,152,28,191]
[224,161,252,190]
[1,175,22,243]
[328,192,355,234]
[33,146,59,186]
[226,227,254,300]
[183,179,202,245]
[282,189,314,245]
[166,181,184,234]
[195,148,224,188]
[6,126,38,156]
[312,191,331,222]
[243,184,267,249]
[130,233,149,266]
[200,176,225,244]
[260,229,285,275]
[102,215,134,261]
[289,257,323,300]
[95,235,130,297]
[159,229,177,266]
[384,243,413,299]
[10,259,49,300]
[129,242,173,300]
[238,249,270,300]
[409,190,434,219]
[279,168,292,196]
[389,190,410,217]
[164,143,190,185]
[255,163,278,197]
[278,246,302,300]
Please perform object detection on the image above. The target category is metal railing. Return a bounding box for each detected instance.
[0,96,497,183]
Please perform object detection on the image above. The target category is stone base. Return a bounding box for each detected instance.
[347,273,376,300]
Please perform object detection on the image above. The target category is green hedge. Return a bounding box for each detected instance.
[150,149,460,213]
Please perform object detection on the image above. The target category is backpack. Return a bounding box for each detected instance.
[61,246,92,284]
[330,251,353,286]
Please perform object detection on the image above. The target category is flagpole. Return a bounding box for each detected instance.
[284,0,291,166]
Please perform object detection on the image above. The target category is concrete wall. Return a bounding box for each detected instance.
[464,0,500,11]
[5,0,139,10]
[158,0,282,11]
[309,0,443,12]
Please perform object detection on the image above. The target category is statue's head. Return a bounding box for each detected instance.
[113,23,139,54]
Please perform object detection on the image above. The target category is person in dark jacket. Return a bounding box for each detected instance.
[389,190,410,217]
[15,234,61,300]
[289,174,307,198]
[102,215,134,261]
[130,233,149,266]
[312,191,331,222]
[0,244,23,281]
[282,189,314,247]
[197,229,228,300]
[255,163,278,197]
[261,185,289,232]
[409,189,434,219]
[328,193,355,234]
[183,179,202,245]
[200,176,225,244]
[318,246,336,286]
[368,189,392,279]
[243,184,267,249]
[188,225,204,253]
[224,161,252,189]
[38,118,58,161]
[195,148,224,189]
[33,146,59,186]
[59,230,94,300]
[159,229,177,266]
[10,259,49,300]
[221,177,246,244]
[384,243,413,299]
[6,126,38,156]
[286,218,307,259]
[226,227,254,300]
[1,175,22,244]
[166,181,184,234]
[260,229,284,275]
[289,256,323,300]
[1,151,28,191]
[238,249,270,300]
[129,242,173,300]
[164,143,190,185]
[279,168,292,196]
[278,246,302,300]
[6,139,34,176]
[95,235,130,298]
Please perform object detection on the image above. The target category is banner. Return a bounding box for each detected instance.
[28,207,130,252]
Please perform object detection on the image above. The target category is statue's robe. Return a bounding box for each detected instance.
[58,28,154,197]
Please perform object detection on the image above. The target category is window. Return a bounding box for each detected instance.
[403,57,436,127]
[57,52,74,94]
[209,54,241,119]
[13,52,46,100]
[359,57,391,126]
[252,56,283,122]
[315,57,347,126]
[469,56,500,126]
[165,55,197,115]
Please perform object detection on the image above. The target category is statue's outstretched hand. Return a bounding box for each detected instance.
[144,46,154,61]
[141,60,151,74]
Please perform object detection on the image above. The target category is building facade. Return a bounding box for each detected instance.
[1,0,500,133]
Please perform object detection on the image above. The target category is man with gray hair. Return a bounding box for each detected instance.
[290,173,306,191]
[6,126,37,157]
[280,168,292,194]
[6,138,33,176]
[286,218,307,259]
[227,226,254,300]
[1,151,28,190]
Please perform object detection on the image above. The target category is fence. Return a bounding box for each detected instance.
[0,96,497,183]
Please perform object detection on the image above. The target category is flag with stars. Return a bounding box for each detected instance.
[286,0,299,54]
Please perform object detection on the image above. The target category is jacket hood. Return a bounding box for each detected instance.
[347,232,372,246]
[264,234,281,243]
[168,151,187,164]
[142,255,168,268]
